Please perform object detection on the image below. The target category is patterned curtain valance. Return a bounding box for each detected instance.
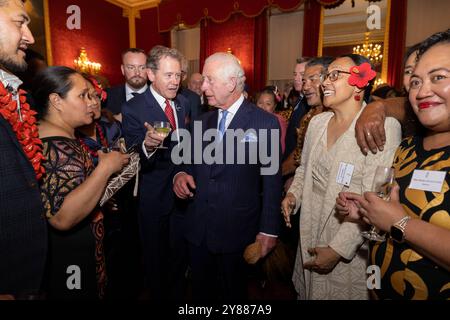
[157,0,304,32]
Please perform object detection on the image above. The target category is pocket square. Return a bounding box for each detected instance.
[240,132,258,143]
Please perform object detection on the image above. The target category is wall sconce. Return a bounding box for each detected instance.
[226,47,241,65]
[74,47,101,75]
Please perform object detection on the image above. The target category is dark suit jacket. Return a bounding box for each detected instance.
[183,99,282,254]
[0,117,47,296]
[105,84,126,115]
[284,96,310,160]
[178,87,202,124]
[122,88,187,219]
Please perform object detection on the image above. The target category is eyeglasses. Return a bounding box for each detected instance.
[324,70,351,82]
[125,65,147,73]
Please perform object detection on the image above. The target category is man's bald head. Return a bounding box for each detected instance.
[188,72,203,96]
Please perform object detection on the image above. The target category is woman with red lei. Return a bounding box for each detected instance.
[32,66,129,300]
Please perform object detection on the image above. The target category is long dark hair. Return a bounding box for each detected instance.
[417,29,450,59]
[32,66,79,120]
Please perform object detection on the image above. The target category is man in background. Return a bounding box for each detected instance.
[105,48,148,118]
[178,57,202,125]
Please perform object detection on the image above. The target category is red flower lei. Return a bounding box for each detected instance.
[78,122,108,158]
[348,62,377,89]
[0,82,45,180]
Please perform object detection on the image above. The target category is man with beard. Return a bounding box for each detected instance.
[105,48,148,118]
[0,0,47,299]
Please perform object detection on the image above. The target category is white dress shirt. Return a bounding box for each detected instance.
[125,83,148,102]
[142,85,180,158]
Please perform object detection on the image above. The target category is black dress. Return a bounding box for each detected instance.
[40,137,106,300]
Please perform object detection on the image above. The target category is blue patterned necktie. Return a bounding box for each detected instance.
[218,110,229,138]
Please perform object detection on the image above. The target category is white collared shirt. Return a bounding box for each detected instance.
[125,83,148,102]
[142,85,180,158]
[217,94,244,132]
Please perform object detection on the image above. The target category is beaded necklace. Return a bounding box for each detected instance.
[78,122,108,158]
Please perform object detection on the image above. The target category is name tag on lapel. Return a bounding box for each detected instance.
[336,162,354,187]
[409,169,446,193]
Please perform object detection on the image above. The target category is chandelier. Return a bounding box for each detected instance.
[352,32,383,65]
[74,48,101,75]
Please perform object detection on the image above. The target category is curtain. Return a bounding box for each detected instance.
[386,0,407,90]
[302,0,322,57]
[198,13,263,95]
[253,9,268,93]
[158,0,303,32]
[199,19,209,74]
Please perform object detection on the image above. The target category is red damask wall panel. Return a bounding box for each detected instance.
[136,7,171,53]
[48,0,129,86]
[201,14,256,94]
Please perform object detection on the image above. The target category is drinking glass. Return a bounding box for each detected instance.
[153,121,171,149]
[361,166,395,242]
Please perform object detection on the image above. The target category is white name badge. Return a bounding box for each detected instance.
[409,169,446,193]
[336,162,355,187]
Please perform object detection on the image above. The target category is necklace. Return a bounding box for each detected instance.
[78,122,108,158]
[0,82,45,180]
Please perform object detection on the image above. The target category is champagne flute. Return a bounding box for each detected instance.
[153,121,171,149]
[361,166,395,242]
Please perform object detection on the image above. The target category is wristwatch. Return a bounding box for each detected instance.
[390,216,411,243]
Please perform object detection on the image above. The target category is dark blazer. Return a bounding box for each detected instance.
[284,96,310,160]
[183,99,282,254]
[178,87,202,124]
[105,84,126,115]
[122,88,187,218]
[0,117,47,296]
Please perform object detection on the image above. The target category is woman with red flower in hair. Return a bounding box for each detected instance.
[281,54,402,299]
[76,75,143,299]
[77,75,122,166]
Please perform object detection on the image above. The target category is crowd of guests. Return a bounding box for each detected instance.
[0,0,449,301]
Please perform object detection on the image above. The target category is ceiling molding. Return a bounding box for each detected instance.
[105,0,160,10]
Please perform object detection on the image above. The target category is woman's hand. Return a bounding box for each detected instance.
[359,184,407,232]
[281,192,296,228]
[336,192,366,223]
[97,150,130,176]
[303,246,341,274]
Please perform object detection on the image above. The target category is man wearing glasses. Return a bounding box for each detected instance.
[105,48,148,117]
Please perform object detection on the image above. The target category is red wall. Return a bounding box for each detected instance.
[203,14,256,93]
[48,0,129,86]
[136,7,171,53]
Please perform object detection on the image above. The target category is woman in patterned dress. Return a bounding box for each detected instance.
[337,30,450,299]
[32,66,129,300]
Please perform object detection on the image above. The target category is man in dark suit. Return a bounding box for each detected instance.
[0,0,47,299]
[283,57,311,161]
[122,45,187,299]
[105,48,148,117]
[179,58,202,125]
[173,52,282,300]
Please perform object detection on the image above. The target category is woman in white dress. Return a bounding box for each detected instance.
[281,54,402,300]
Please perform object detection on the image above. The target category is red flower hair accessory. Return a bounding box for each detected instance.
[87,76,107,102]
[348,62,376,89]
